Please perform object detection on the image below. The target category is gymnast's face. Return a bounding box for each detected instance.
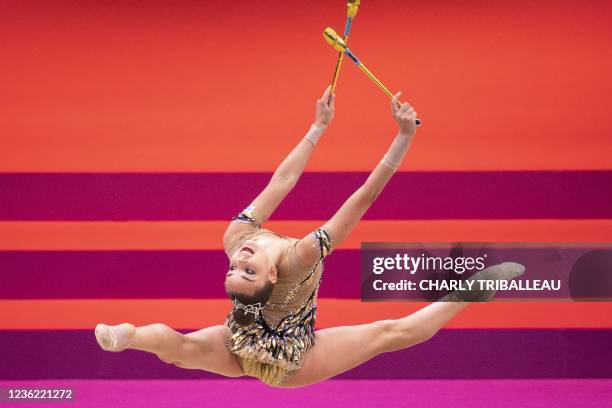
[225,240,277,297]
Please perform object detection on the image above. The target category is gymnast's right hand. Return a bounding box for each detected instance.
[314,85,335,129]
[391,92,417,139]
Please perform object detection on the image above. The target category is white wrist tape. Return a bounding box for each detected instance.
[304,123,326,147]
[381,133,411,170]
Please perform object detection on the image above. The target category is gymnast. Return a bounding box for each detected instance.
[95,86,524,388]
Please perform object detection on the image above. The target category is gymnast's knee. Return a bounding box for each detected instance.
[156,336,192,367]
[375,319,436,353]
[148,322,174,337]
[159,353,199,370]
[371,319,400,353]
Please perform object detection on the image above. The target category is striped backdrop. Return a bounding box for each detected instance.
[1,0,612,379]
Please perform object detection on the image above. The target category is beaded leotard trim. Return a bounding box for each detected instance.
[231,206,260,227]
[225,208,333,373]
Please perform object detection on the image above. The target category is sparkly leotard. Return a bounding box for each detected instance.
[224,208,333,386]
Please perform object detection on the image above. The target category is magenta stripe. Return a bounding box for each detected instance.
[0,250,359,299]
[1,329,611,379]
[1,171,611,220]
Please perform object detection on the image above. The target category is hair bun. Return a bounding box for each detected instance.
[233,308,255,326]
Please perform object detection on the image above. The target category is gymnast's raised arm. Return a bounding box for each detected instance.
[223,86,335,249]
[295,92,418,266]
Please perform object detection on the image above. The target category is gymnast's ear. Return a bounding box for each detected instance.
[269,264,278,284]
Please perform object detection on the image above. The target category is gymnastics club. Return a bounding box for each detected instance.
[323,27,422,126]
[329,0,361,97]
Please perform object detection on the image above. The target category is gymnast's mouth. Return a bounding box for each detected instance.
[240,246,255,255]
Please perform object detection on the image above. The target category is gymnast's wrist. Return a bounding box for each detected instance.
[380,155,400,171]
[304,123,326,147]
[397,130,413,141]
[311,122,328,132]
[380,132,412,170]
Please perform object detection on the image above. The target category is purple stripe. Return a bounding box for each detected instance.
[0,250,359,299]
[1,171,611,220]
[1,379,611,408]
[1,329,611,379]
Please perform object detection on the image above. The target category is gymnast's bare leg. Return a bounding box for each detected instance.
[95,323,244,377]
[282,302,468,387]
[281,262,523,388]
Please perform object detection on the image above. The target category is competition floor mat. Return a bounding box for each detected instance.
[1,379,611,407]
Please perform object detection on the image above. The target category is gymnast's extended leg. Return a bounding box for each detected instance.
[95,323,244,377]
[282,300,467,387]
[282,260,523,388]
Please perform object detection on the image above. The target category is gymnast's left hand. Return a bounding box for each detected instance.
[314,85,335,129]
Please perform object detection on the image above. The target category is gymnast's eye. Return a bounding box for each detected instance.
[229,266,236,271]
[245,268,256,275]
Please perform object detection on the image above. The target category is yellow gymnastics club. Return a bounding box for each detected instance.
[323,27,422,126]
[329,0,361,95]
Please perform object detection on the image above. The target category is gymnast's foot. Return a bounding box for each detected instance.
[443,262,525,302]
[95,323,135,352]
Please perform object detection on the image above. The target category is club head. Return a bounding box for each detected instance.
[347,0,361,18]
[323,27,348,53]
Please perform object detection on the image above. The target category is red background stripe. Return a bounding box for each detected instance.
[1,0,611,172]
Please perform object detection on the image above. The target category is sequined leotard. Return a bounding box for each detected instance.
[224,208,333,386]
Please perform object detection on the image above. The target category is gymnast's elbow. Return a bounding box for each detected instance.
[271,173,298,190]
